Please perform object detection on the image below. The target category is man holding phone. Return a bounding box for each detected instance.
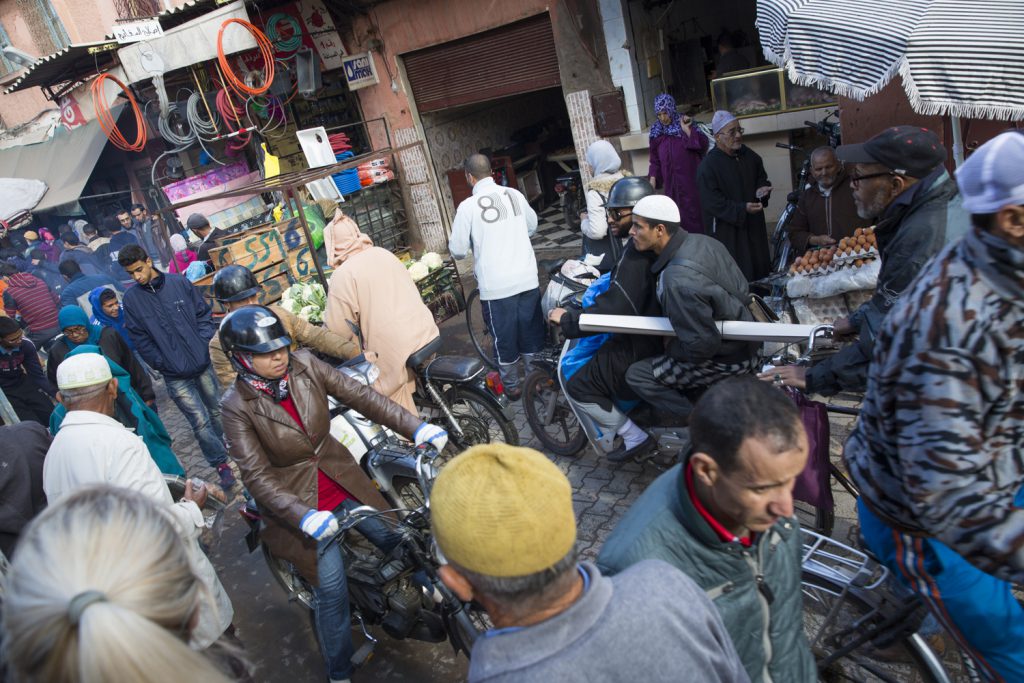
[696,110,772,281]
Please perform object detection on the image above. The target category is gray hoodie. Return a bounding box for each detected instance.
[468,560,750,683]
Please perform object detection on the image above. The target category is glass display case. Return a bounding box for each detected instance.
[711,67,836,118]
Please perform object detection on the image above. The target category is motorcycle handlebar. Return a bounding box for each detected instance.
[776,142,803,152]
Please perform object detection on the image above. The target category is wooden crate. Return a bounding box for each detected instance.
[195,255,296,313]
[209,227,288,271]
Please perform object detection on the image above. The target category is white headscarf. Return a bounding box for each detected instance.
[585,140,621,176]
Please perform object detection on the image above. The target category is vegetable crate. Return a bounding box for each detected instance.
[416,259,465,325]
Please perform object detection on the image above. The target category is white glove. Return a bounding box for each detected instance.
[414,422,448,453]
[300,510,339,540]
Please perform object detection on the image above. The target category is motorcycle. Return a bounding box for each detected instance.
[554,170,584,232]
[408,336,519,450]
[239,434,486,664]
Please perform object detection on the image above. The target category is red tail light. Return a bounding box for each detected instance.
[554,183,565,193]
[486,371,504,396]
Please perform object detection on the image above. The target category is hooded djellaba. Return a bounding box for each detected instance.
[582,140,632,272]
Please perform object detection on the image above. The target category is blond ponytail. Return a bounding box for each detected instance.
[1,486,234,683]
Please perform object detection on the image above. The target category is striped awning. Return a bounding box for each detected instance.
[756,0,1024,120]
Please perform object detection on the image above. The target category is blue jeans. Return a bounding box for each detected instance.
[314,498,403,680]
[163,365,228,468]
[858,499,1024,682]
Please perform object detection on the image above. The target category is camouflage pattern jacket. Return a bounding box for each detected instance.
[844,227,1024,583]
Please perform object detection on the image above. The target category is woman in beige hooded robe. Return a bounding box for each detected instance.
[323,211,439,414]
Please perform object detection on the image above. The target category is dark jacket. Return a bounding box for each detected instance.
[196,228,229,266]
[94,230,139,284]
[58,244,108,278]
[0,421,49,557]
[47,326,154,403]
[221,350,421,585]
[28,261,64,298]
[560,239,663,360]
[598,461,815,683]
[60,272,122,310]
[786,170,870,253]
[697,145,771,282]
[122,271,217,380]
[654,230,755,364]
[806,168,962,395]
[0,338,51,395]
[3,272,60,334]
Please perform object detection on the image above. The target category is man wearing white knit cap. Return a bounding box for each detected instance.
[623,195,757,444]
[42,352,235,651]
[844,131,1024,680]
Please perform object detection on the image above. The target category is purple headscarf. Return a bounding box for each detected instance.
[649,93,683,139]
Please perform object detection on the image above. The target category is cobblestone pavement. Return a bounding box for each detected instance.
[154,255,871,682]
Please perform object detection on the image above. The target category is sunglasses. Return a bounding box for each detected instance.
[608,208,633,221]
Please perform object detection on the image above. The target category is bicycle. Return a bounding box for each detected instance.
[800,528,958,682]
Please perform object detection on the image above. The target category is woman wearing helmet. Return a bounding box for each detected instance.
[548,177,665,463]
[218,305,447,683]
[207,265,360,390]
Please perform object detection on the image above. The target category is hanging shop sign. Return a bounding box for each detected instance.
[251,0,346,71]
[111,20,164,44]
[342,52,378,90]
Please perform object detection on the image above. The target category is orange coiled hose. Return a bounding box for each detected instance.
[91,73,147,152]
[217,18,275,98]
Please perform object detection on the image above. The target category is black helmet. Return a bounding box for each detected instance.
[606,177,655,208]
[213,265,260,303]
[219,306,291,355]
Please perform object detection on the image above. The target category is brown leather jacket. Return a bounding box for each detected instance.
[221,350,421,585]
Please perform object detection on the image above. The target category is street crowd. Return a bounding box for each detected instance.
[0,93,1021,683]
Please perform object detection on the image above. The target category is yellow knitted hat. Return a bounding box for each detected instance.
[430,444,576,577]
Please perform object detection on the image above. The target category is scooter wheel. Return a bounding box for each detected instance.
[522,369,587,456]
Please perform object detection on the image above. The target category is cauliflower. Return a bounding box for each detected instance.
[408,261,429,282]
[298,304,319,322]
[421,252,444,271]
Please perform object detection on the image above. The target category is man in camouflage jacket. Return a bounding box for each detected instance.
[844,132,1024,682]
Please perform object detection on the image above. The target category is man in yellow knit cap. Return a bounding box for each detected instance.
[430,443,749,683]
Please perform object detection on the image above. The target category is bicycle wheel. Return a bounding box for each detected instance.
[446,386,519,450]
[801,571,949,683]
[522,368,587,456]
[465,289,497,370]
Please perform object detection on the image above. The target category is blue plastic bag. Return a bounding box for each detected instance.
[560,273,611,380]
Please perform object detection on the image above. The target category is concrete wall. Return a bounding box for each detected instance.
[599,0,642,132]
[341,0,616,251]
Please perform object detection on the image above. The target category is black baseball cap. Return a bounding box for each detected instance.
[186,213,210,231]
[836,125,946,178]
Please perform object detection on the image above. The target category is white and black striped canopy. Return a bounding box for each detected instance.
[756,0,1024,120]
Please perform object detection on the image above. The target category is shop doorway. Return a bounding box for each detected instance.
[402,13,582,253]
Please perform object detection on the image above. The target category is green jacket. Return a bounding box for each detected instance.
[597,461,815,683]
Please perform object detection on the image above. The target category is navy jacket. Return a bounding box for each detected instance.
[60,272,123,309]
[123,271,217,380]
[58,245,108,278]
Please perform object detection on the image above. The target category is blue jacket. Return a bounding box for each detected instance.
[60,272,123,309]
[58,245,108,278]
[123,271,217,380]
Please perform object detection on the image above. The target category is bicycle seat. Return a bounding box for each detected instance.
[406,337,443,370]
[425,355,484,383]
[538,258,565,276]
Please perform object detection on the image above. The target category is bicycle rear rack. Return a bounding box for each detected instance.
[801,528,887,591]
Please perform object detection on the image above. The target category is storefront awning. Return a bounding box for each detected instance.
[3,40,119,96]
[0,110,117,211]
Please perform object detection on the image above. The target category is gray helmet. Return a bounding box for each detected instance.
[606,177,655,209]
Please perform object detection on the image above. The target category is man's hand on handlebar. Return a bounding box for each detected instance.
[832,316,856,337]
[758,365,807,390]
[548,307,567,324]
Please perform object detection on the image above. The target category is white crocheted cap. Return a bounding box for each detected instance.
[956,131,1024,213]
[56,353,111,390]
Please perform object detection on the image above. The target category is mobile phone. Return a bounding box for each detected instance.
[759,194,769,207]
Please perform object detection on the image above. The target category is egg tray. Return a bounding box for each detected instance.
[793,247,878,278]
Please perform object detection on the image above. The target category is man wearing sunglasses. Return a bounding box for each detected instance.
[763,125,966,395]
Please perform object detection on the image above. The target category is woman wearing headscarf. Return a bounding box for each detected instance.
[47,304,154,404]
[581,140,629,273]
[322,210,439,414]
[36,228,62,263]
[168,233,199,275]
[648,93,709,234]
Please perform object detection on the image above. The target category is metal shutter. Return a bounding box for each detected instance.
[403,13,560,113]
